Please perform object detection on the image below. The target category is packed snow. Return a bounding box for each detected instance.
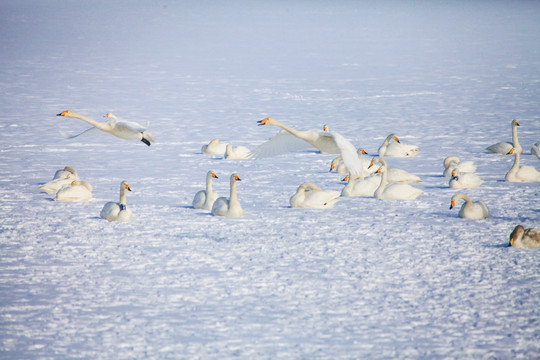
[1,1,539,358]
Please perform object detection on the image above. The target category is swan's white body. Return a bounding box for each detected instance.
[530,142,540,159]
[340,173,380,197]
[224,144,251,159]
[378,133,419,157]
[192,171,219,210]
[290,182,340,208]
[371,157,423,200]
[509,225,540,248]
[100,180,133,222]
[57,110,155,146]
[449,169,483,188]
[211,174,243,217]
[450,193,489,219]
[54,180,93,202]
[52,166,79,181]
[201,138,228,155]
[40,175,76,194]
[368,157,422,183]
[486,119,521,154]
[505,148,540,182]
[443,156,477,177]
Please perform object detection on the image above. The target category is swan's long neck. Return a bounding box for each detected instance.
[508,151,520,175]
[511,122,521,151]
[119,186,128,205]
[375,166,388,197]
[456,193,472,206]
[206,173,214,193]
[272,119,305,139]
[229,178,238,205]
[69,112,107,130]
[444,156,459,169]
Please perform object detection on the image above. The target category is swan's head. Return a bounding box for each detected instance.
[507,148,516,155]
[323,125,329,131]
[393,135,400,143]
[368,156,382,169]
[329,157,341,172]
[257,117,275,126]
[357,148,368,155]
[342,175,349,182]
[121,180,132,192]
[231,173,241,182]
[512,119,520,127]
[209,170,218,179]
[509,225,524,247]
[57,110,73,117]
[449,200,455,210]
[104,113,118,119]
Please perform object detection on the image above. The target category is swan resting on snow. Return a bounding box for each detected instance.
[211,173,243,217]
[340,172,380,197]
[52,166,79,180]
[531,142,540,159]
[224,144,251,159]
[54,180,93,202]
[290,182,341,208]
[486,119,521,155]
[201,138,228,155]
[193,170,219,210]
[505,148,540,182]
[449,168,483,188]
[443,156,477,177]
[40,174,77,194]
[100,180,133,222]
[378,133,419,157]
[509,225,540,248]
[449,193,489,219]
[57,110,155,146]
[370,157,423,200]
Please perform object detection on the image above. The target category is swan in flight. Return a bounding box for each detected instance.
[290,182,341,209]
[201,138,228,155]
[370,157,423,200]
[531,141,540,159]
[211,173,243,217]
[449,169,484,188]
[443,156,477,177]
[509,225,540,248]
[378,133,419,157]
[57,110,155,146]
[505,148,540,182]
[368,157,422,183]
[224,144,252,159]
[486,119,521,154]
[54,180,93,202]
[100,180,133,222]
[449,193,489,219]
[253,118,365,175]
[193,171,219,210]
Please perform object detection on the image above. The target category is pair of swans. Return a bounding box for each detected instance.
[369,157,423,200]
[509,225,540,248]
[201,138,228,155]
[290,182,341,209]
[449,193,489,219]
[486,119,522,154]
[211,174,243,217]
[193,171,219,210]
[505,148,540,182]
[442,156,477,177]
[40,166,80,194]
[58,110,155,146]
[449,169,483,188]
[55,180,93,202]
[100,180,133,222]
[378,133,419,157]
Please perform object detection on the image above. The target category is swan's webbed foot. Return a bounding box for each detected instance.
[141,137,151,146]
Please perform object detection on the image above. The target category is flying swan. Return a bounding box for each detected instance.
[211,173,243,217]
[290,182,341,209]
[100,180,133,222]
[57,110,155,146]
[509,225,540,248]
[486,119,521,155]
[505,148,540,182]
[449,193,489,219]
[193,171,219,210]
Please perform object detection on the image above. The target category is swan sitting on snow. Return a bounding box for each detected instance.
[100,180,133,222]
[52,166,79,181]
[449,169,483,188]
[57,110,155,146]
[443,156,477,177]
[505,148,540,182]
[449,193,489,219]
[368,157,422,183]
[290,182,341,209]
[531,142,540,159]
[211,173,243,217]
[340,173,380,197]
[509,225,540,248]
[40,174,77,194]
[486,119,521,155]
[54,180,93,202]
[224,144,251,159]
[193,171,219,210]
[201,138,228,155]
[370,157,423,200]
[377,133,419,157]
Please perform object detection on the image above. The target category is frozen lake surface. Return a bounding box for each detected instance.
[1,1,539,358]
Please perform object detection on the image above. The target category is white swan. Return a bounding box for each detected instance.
[211,173,243,217]
[509,225,540,248]
[449,168,483,188]
[486,119,521,154]
[340,172,380,197]
[224,144,251,159]
[449,193,489,219]
[100,180,133,222]
[201,138,228,155]
[329,148,372,175]
[442,156,477,177]
[192,171,219,210]
[39,173,77,194]
[54,180,93,202]
[371,157,423,200]
[52,166,79,180]
[290,182,341,208]
[531,141,540,159]
[377,133,419,157]
[368,157,422,183]
[505,148,540,182]
[57,110,155,146]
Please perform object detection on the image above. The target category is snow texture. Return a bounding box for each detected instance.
[1,1,539,358]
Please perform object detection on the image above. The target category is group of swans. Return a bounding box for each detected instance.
[192,171,243,217]
[40,166,93,202]
[39,166,80,194]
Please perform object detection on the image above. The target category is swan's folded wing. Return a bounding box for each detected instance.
[329,131,363,176]
[250,129,313,158]
[61,126,101,139]
[117,120,148,132]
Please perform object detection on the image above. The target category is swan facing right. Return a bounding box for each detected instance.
[100,180,133,222]
[509,225,540,248]
[211,173,243,217]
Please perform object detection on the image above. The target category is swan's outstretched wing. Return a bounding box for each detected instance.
[250,129,313,158]
[61,126,101,139]
[328,131,364,176]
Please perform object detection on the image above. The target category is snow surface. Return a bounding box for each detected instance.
[1,0,539,358]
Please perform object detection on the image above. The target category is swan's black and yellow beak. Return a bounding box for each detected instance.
[235,175,242,181]
[509,237,514,246]
[125,184,132,191]
[361,149,368,155]
[57,110,69,116]
[449,200,455,210]
[395,136,401,143]
[368,161,374,169]
[342,176,349,182]
[257,118,269,126]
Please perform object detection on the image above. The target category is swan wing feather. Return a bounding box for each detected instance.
[251,129,314,158]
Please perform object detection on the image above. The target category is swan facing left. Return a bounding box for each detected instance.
[100,180,133,222]
[509,225,540,248]
[449,193,489,219]
[57,110,154,146]
[290,182,341,209]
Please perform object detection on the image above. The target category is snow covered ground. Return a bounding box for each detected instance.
[1,1,539,358]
